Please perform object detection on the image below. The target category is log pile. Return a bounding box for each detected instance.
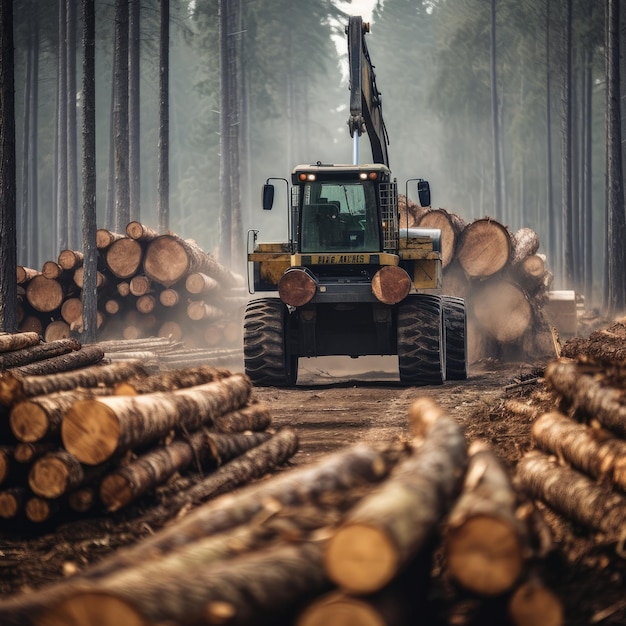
[0,332,294,527]
[16,221,246,352]
[0,395,564,626]
[401,197,556,363]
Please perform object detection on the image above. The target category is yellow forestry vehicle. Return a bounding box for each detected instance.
[243,17,468,386]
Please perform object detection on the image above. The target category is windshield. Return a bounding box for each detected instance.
[300,181,380,253]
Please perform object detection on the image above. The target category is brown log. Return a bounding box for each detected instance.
[532,411,626,492]
[515,450,626,539]
[116,281,131,297]
[507,577,564,626]
[510,227,540,265]
[415,207,466,268]
[80,440,402,581]
[10,345,105,377]
[0,360,147,407]
[62,374,252,465]
[99,429,271,511]
[113,364,231,394]
[472,278,532,343]
[41,261,63,280]
[96,228,126,250]
[158,288,179,307]
[25,276,64,313]
[125,220,161,241]
[35,541,326,626]
[10,387,114,443]
[67,486,96,513]
[104,237,143,279]
[18,315,44,335]
[213,402,273,433]
[17,266,40,284]
[456,218,512,278]
[324,416,467,593]
[157,320,182,341]
[61,297,83,325]
[135,294,156,315]
[0,331,41,354]
[444,440,527,596]
[28,450,87,498]
[516,254,547,292]
[187,300,223,322]
[94,336,177,353]
[25,496,59,522]
[143,234,242,288]
[13,441,57,463]
[0,337,80,370]
[0,486,24,518]
[398,194,428,229]
[129,274,151,296]
[0,446,13,485]
[57,249,84,271]
[43,320,71,343]
[185,272,220,295]
[560,320,626,364]
[73,266,106,289]
[104,299,120,315]
[544,359,626,438]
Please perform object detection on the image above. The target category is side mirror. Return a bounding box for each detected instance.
[417,179,431,207]
[262,184,275,210]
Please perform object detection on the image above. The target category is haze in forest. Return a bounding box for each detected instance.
[8,0,623,312]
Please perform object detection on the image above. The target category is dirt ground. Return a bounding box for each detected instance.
[1,353,625,624]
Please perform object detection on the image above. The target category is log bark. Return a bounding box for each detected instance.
[113,364,231,395]
[515,450,626,539]
[0,338,80,370]
[510,228,540,266]
[213,402,273,433]
[25,276,65,312]
[544,359,626,438]
[456,218,512,278]
[324,417,467,593]
[28,450,88,498]
[104,237,143,279]
[444,441,527,596]
[415,208,466,268]
[61,374,252,464]
[10,345,105,377]
[35,542,327,626]
[472,278,532,343]
[532,411,626,492]
[10,387,113,443]
[0,331,41,353]
[99,429,271,511]
[57,249,84,271]
[0,360,147,407]
[560,320,626,364]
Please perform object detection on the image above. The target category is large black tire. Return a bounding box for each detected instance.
[442,295,468,380]
[397,294,445,386]
[243,298,298,387]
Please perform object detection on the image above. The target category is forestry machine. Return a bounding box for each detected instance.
[243,16,468,386]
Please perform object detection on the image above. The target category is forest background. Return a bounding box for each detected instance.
[3,0,625,323]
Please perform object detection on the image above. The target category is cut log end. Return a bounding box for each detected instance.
[297,594,385,626]
[324,523,398,594]
[61,400,121,465]
[34,591,148,626]
[445,514,523,596]
[508,579,564,626]
[10,402,49,442]
[99,473,133,512]
[29,455,71,498]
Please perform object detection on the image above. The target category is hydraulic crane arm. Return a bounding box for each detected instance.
[346,16,390,168]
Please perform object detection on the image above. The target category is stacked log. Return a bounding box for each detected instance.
[408,206,556,363]
[0,332,292,526]
[0,392,565,626]
[16,222,245,354]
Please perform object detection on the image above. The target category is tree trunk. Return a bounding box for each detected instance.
[324,417,467,593]
[455,218,512,278]
[415,208,466,269]
[544,359,626,437]
[10,345,104,377]
[532,411,626,492]
[0,360,147,407]
[157,0,169,232]
[61,374,252,464]
[0,337,80,370]
[126,220,159,241]
[99,429,271,511]
[57,249,83,271]
[16,266,40,284]
[96,228,125,250]
[212,402,272,433]
[443,441,527,596]
[516,450,626,539]
[10,386,113,443]
[41,261,63,280]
